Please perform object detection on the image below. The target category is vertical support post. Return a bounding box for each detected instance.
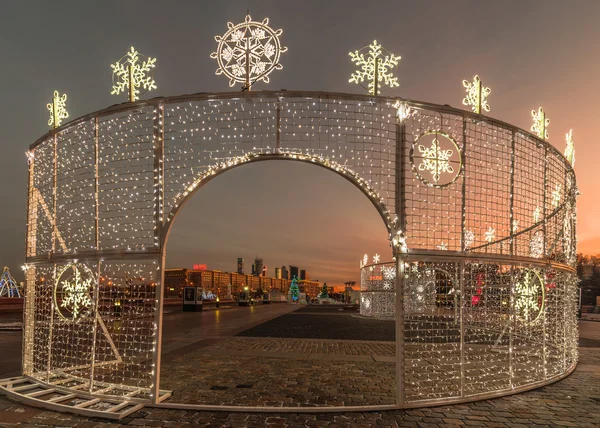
[509,267,514,389]
[542,146,548,257]
[476,78,482,115]
[459,260,465,397]
[46,134,58,382]
[128,65,134,102]
[373,57,379,96]
[151,102,165,403]
[509,130,516,256]
[89,117,101,393]
[461,118,468,252]
[22,152,35,376]
[395,255,405,406]
[394,100,406,406]
[276,97,281,154]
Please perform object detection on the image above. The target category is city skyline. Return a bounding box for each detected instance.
[1,1,599,285]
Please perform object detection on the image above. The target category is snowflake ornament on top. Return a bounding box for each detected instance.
[462,75,491,114]
[564,129,575,166]
[111,47,157,102]
[349,40,400,96]
[47,91,68,129]
[531,107,549,140]
[211,14,287,90]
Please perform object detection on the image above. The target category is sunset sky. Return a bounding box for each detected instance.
[1,1,598,286]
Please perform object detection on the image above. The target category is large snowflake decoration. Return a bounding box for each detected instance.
[514,269,544,323]
[349,40,400,96]
[111,47,157,102]
[55,265,94,321]
[47,90,68,129]
[531,107,549,139]
[564,129,575,166]
[464,229,475,249]
[484,227,495,243]
[529,230,544,258]
[551,184,562,208]
[383,266,396,281]
[417,136,455,183]
[462,75,491,114]
[211,14,287,89]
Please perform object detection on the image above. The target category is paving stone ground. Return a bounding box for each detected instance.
[1,315,598,427]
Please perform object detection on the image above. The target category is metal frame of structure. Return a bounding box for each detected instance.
[16,90,577,415]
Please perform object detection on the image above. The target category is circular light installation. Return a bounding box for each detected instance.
[210,14,287,89]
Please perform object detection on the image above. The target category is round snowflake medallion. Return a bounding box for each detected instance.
[53,264,96,321]
[514,269,545,324]
[211,14,287,88]
[410,131,462,187]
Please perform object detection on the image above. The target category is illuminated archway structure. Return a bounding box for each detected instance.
[20,91,578,412]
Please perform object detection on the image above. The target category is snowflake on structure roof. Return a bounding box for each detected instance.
[484,227,495,243]
[462,75,491,114]
[111,47,157,102]
[211,14,287,89]
[362,254,368,267]
[564,129,575,166]
[46,91,68,129]
[349,40,400,96]
[373,254,381,263]
[417,136,455,183]
[531,107,549,140]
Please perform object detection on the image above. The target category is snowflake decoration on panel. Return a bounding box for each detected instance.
[564,129,575,166]
[531,107,549,140]
[211,14,287,89]
[54,264,95,321]
[514,269,545,323]
[373,254,381,264]
[529,230,544,258]
[111,47,157,102]
[411,132,462,187]
[349,40,400,96]
[47,91,68,129]
[484,227,495,243]
[383,266,396,281]
[551,184,562,208]
[464,229,475,249]
[438,242,448,251]
[462,75,491,114]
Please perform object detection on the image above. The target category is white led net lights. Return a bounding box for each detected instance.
[24,91,578,409]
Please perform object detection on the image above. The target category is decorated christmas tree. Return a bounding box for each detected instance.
[319,283,329,299]
[0,267,21,298]
[289,276,300,302]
